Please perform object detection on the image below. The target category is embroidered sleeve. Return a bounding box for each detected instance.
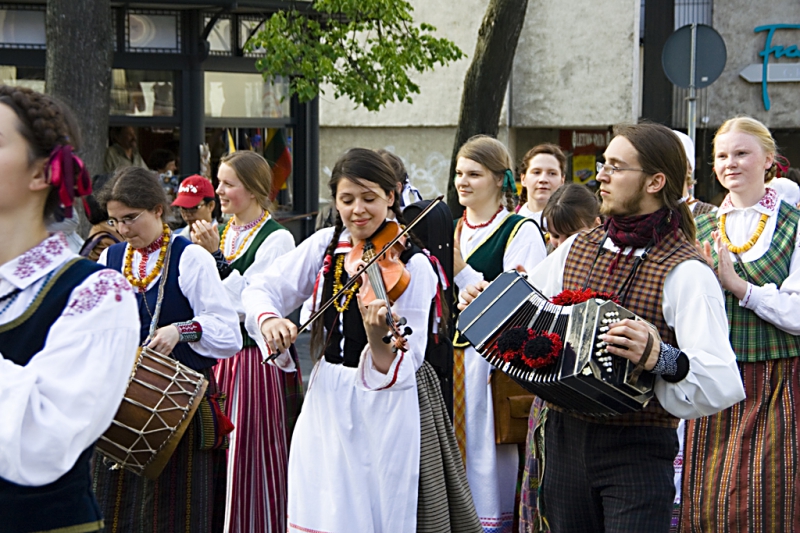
[652,342,689,382]
[63,270,132,316]
[173,320,203,343]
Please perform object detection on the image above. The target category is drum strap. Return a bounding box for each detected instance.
[145,236,174,342]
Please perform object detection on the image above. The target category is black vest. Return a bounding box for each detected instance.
[106,236,217,370]
[0,258,106,533]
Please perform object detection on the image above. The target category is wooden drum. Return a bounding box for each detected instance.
[96,347,208,480]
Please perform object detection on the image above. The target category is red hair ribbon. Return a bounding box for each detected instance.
[775,155,790,178]
[46,145,92,218]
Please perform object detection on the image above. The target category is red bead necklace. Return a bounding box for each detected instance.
[462,205,503,230]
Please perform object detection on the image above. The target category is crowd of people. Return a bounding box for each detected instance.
[2,83,799,533]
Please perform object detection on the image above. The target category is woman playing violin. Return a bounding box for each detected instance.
[243,148,481,533]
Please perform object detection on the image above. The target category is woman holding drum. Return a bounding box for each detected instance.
[190,151,300,533]
[94,167,241,532]
[0,85,140,533]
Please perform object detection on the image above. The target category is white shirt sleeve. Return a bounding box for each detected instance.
[454,220,548,291]
[357,253,437,391]
[657,260,745,419]
[0,270,140,486]
[502,221,548,273]
[223,229,295,321]
[177,244,242,359]
[740,233,800,335]
[242,228,333,369]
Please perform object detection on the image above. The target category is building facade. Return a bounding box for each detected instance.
[319,0,800,205]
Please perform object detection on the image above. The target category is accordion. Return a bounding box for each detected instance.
[456,271,655,416]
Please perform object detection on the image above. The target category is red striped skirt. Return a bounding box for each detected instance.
[214,345,303,533]
[680,357,800,532]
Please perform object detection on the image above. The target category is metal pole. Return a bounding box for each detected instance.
[687,23,698,151]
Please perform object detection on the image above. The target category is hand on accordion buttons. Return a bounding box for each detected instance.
[458,280,490,311]
[600,319,661,371]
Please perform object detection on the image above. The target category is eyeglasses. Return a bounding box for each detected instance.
[108,210,146,228]
[596,162,644,176]
[179,202,206,214]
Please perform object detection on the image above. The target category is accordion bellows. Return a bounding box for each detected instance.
[457,271,655,417]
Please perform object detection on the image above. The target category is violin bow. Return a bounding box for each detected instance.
[262,195,444,363]
[298,194,444,333]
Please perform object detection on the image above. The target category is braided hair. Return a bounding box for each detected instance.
[0,85,82,219]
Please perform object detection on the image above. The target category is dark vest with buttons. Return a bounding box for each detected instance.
[106,236,216,371]
[0,258,106,533]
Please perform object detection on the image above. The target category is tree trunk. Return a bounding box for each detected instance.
[46,0,113,235]
[448,0,529,215]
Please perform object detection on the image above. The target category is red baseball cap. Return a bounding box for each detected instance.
[172,175,215,208]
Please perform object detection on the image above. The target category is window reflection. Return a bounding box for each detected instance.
[205,72,289,119]
[0,9,45,48]
[127,12,180,52]
[111,69,174,117]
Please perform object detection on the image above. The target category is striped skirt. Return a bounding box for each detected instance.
[680,358,800,532]
[214,345,303,533]
[416,361,483,533]
[93,369,227,533]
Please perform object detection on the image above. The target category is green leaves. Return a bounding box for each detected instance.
[247,0,464,111]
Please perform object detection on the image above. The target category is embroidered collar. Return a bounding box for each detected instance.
[231,212,269,231]
[0,233,73,290]
[718,187,779,217]
[138,234,165,255]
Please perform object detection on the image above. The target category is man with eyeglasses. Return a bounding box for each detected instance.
[172,175,218,240]
[461,123,744,532]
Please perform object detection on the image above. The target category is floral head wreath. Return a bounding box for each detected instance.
[46,145,92,218]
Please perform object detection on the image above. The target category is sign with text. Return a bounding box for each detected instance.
[742,24,800,110]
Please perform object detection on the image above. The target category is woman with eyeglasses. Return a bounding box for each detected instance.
[93,166,242,533]
[0,86,140,533]
[452,135,548,532]
[188,150,299,533]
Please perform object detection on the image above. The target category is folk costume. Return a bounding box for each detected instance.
[243,223,482,533]
[453,209,548,533]
[213,213,301,533]
[0,233,139,533]
[518,210,744,533]
[94,233,241,533]
[681,188,800,532]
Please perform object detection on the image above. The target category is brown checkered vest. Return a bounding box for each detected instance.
[551,225,706,428]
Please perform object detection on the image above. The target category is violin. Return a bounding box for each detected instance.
[264,196,443,363]
[345,220,412,352]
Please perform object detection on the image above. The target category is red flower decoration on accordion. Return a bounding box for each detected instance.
[550,288,620,306]
[495,326,563,369]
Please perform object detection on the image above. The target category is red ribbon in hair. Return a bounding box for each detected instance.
[775,155,790,178]
[46,145,92,218]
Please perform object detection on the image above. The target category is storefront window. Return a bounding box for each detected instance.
[0,65,44,92]
[204,71,290,119]
[206,16,232,55]
[205,127,294,211]
[0,8,45,49]
[111,69,175,117]
[126,11,180,53]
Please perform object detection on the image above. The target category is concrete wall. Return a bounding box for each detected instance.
[709,0,800,128]
[511,0,641,127]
